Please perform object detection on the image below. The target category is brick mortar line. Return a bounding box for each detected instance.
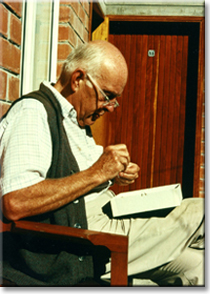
[0,66,20,77]
[0,33,21,49]
[68,20,87,43]
[58,21,85,44]
[59,21,87,40]
[78,0,90,16]
[71,29,85,44]
[2,2,22,20]
[61,4,88,31]
[57,40,74,59]
[58,40,73,46]
[75,2,90,19]
[60,2,90,17]
[0,66,19,102]
[0,99,12,104]
[0,99,12,102]
[59,21,88,33]
[59,20,85,31]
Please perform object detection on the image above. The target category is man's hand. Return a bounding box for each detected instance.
[114,162,140,186]
[92,144,131,182]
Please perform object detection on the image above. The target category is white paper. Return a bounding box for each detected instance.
[110,184,182,217]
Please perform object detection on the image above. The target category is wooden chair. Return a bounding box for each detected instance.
[0,218,128,286]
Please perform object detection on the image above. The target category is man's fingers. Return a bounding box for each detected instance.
[120,157,130,171]
[118,172,139,180]
[115,177,135,186]
[123,162,140,174]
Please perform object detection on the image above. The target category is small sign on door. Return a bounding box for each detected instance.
[148,50,155,57]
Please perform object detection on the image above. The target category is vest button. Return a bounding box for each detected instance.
[73,199,79,204]
[78,256,84,262]
[74,223,81,229]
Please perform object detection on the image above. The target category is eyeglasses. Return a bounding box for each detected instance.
[86,73,119,108]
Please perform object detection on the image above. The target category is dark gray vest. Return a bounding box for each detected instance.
[2,83,106,286]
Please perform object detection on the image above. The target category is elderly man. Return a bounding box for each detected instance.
[0,41,204,286]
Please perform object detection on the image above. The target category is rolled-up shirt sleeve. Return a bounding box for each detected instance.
[0,99,52,197]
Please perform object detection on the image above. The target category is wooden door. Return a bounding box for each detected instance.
[90,17,203,198]
[105,33,189,196]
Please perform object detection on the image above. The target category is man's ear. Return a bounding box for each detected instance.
[70,69,86,92]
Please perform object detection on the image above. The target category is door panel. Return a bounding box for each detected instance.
[106,34,189,195]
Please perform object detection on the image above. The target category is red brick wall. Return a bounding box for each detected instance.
[57,0,91,78]
[0,1,22,109]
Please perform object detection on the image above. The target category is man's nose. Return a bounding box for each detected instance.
[104,104,115,113]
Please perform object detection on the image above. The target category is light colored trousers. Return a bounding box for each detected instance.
[85,190,205,286]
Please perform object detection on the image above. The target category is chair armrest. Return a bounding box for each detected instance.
[1,219,128,286]
[12,220,128,252]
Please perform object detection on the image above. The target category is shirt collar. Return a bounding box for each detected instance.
[42,81,79,124]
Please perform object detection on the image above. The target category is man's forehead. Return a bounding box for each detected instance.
[99,66,127,95]
[101,80,125,97]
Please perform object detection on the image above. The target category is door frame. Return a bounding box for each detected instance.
[107,15,204,197]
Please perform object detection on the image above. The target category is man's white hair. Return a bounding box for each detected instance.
[61,42,105,81]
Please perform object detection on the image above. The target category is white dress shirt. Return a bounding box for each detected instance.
[0,81,107,199]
